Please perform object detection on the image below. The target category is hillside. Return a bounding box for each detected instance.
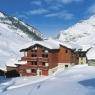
[0,12,43,70]
[58,15,95,60]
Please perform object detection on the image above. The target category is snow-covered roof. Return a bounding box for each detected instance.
[20,38,74,51]
[20,39,59,50]
[5,59,27,68]
[0,67,7,71]
[6,59,18,67]
[15,61,27,65]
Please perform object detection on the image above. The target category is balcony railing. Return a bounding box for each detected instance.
[21,57,48,62]
[21,57,37,61]
[38,65,49,69]
[42,58,48,62]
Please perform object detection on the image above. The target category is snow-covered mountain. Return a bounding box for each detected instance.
[0,12,43,69]
[58,15,95,60]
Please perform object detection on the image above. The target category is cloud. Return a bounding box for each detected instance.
[60,0,83,4]
[45,11,74,20]
[27,8,49,15]
[87,4,95,14]
[44,0,83,4]
[13,12,28,20]
[17,15,28,20]
[18,0,79,20]
[47,3,63,11]
[30,0,42,6]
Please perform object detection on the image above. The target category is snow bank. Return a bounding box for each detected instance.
[1,65,95,95]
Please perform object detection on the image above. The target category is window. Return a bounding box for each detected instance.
[31,54,37,57]
[45,50,48,53]
[42,54,48,58]
[45,63,49,67]
[42,62,49,67]
[32,61,37,65]
[31,50,37,52]
[24,52,27,56]
[26,69,31,73]
[31,47,37,52]
[65,50,68,53]
[31,69,36,73]
[65,65,68,68]
[42,62,45,66]
[42,49,48,53]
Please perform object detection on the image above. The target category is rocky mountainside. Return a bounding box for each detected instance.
[58,15,95,60]
[0,12,43,69]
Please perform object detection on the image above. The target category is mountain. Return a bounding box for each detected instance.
[58,15,95,60]
[0,12,43,70]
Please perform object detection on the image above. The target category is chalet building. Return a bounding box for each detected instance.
[76,50,87,64]
[5,60,20,78]
[87,48,95,66]
[5,66,20,78]
[0,69,5,76]
[0,67,7,77]
[75,48,91,65]
[17,39,78,76]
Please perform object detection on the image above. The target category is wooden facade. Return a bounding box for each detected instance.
[17,43,78,76]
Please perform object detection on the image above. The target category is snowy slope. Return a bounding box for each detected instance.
[58,15,95,60]
[0,12,43,70]
[1,65,95,95]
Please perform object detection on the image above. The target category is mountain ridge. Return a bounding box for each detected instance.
[0,11,43,69]
[58,15,95,60]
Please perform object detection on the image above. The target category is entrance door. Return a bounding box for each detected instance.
[37,69,42,76]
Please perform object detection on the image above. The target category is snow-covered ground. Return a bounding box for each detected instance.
[1,64,95,95]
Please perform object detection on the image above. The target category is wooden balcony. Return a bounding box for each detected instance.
[37,57,48,62]
[21,57,37,61]
[21,57,48,62]
[42,58,48,62]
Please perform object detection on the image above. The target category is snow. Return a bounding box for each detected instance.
[0,12,5,18]
[6,59,17,67]
[0,22,30,69]
[87,47,95,60]
[15,61,27,65]
[0,12,42,69]
[21,38,75,51]
[1,65,95,95]
[21,39,60,50]
[0,67,6,71]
